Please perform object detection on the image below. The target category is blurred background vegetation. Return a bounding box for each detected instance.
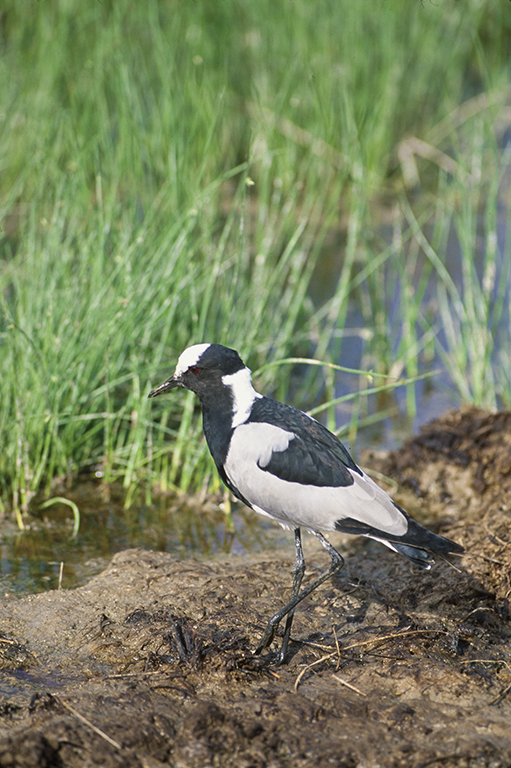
[1,0,510,530]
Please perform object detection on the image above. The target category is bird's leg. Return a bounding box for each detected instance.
[275,528,305,666]
[255,531,344,663]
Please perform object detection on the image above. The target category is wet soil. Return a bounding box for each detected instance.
[1,407,511,768]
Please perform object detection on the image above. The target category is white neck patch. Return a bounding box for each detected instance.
[175,343,211,377]
[222,367,263,428]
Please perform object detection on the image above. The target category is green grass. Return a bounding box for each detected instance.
[1,0,510,523]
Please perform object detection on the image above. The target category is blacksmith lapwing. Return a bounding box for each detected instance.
[149,343,464,664]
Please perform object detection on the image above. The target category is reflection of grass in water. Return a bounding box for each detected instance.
[0,487,292,594]
[1,0,510,526]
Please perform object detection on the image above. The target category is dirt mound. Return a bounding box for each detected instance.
[372,406,511,599]
[1,408,510,768]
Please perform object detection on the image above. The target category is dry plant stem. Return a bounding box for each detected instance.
[332,674,367,697]
[59,700,122,750]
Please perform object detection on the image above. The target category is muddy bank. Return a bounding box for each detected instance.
[1,407,511,768]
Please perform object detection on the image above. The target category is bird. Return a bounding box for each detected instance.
[149,343,464,664]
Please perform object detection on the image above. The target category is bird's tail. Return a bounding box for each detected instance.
[336,501,464,570]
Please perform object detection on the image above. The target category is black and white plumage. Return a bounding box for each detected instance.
[149,343,463,663]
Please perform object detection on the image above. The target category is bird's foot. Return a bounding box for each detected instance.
[254,619,280,656]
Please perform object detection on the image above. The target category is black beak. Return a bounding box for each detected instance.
[148,376,183,398]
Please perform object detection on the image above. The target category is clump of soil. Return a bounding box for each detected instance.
[1,407,511,768]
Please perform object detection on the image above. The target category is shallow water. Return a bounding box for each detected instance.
[0,490,294,597]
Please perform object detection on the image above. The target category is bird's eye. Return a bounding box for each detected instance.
[189,366,201,375]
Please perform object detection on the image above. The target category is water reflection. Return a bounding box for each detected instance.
[0,483,293,597]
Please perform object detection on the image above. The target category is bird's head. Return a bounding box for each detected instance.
[148,343,247,401]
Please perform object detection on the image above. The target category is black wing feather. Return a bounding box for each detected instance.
[258,435,354,487]
[248,397,360,488]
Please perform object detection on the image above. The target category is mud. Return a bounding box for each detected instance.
[1,407,511,768]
